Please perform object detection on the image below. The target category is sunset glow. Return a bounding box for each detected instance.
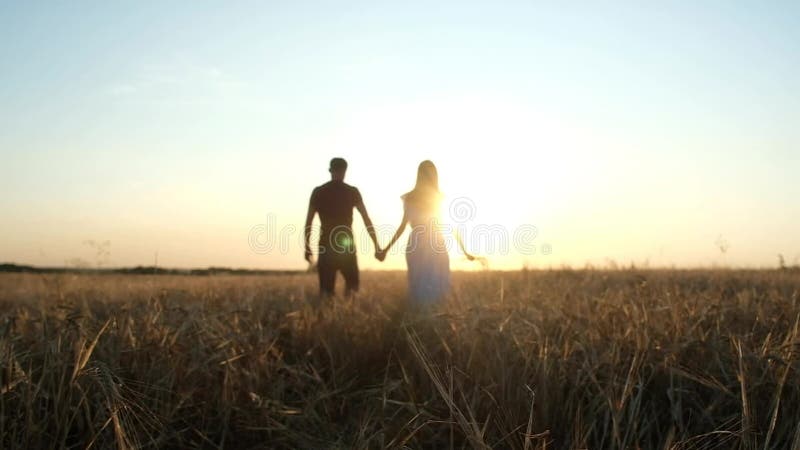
[1,2,798,270]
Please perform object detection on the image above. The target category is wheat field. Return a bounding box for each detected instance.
[0,269,799,449]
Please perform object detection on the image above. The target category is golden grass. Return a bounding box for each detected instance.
[0,269,799,449]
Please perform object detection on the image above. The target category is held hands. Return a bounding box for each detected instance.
[375,247,387,262]
[304,248,317,272]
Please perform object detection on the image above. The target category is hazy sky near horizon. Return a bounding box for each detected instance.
[1,1,799,270]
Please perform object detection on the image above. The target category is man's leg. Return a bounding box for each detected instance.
[317,250,337,298]
[341,252,360,298]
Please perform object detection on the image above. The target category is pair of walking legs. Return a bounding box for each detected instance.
[317,246,359,298]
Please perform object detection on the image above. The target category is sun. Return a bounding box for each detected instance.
[328,95,581,268]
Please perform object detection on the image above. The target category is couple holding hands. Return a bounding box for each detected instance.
[304,158,476,305]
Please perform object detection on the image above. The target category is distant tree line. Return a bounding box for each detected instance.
[0,263,302,276]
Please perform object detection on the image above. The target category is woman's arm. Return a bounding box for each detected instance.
[378,211,408,261]
[454,229,475,261]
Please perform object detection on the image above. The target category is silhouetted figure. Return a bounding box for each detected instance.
[378,160,475,306]
[304,158,381,298]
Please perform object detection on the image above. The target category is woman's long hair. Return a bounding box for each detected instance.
[403,160,442,212]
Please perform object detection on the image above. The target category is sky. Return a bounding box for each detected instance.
[1,1,799,270]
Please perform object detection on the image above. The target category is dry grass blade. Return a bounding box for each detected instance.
[523,384,536,450]
[72,318,112,383]
[405,327,489,449]
[763,314,799,450]
[733,337,754,450]
[0,340,28,394]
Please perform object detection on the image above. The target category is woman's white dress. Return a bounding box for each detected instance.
[403,197,451,305]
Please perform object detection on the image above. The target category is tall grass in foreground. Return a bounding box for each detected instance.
[0,269,799,449]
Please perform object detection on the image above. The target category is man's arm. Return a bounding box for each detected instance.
[355,191,380,252]
[304,190,317,263]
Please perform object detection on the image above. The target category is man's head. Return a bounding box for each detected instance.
[329,157,348,181]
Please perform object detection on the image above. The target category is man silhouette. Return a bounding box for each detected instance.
[304,158,381,298]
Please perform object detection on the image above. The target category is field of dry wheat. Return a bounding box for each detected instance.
[0,269,799,449]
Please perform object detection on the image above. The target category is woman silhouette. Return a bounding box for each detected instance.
[378,160,475,306]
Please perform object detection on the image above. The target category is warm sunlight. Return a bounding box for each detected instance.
[319,95,602,269]
[2,2,798,271]
[3,3,800,448]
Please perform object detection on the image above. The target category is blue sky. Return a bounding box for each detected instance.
[1,1,799,269]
